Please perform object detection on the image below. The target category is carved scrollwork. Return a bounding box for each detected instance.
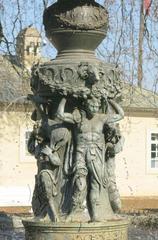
[38,66,59,85]
[30,62,123,101]
[60,66,77,83]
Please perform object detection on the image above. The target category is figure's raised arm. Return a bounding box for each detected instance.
[107,99,124,123]
[28,94,48,121]
[57,98,75,124]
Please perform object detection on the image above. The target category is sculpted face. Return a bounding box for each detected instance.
[86,98,100,114]
[35,135,44,144]
[78,63,89,80]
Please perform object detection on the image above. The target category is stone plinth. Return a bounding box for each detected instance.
[23,219,128,240]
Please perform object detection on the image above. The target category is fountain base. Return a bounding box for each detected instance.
[23,219,128,240]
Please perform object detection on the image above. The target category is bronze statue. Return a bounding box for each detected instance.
[56,97,124,221]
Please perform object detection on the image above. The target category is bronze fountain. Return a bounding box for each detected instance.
[23,0,128,239]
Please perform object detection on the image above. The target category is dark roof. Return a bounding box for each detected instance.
[0,55,31,104]
[122,83,158,112]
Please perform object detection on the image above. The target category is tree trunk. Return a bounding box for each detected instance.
[138,0,145,88]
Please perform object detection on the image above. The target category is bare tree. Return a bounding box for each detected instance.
[138,0,144,88]
[101,0,158,92]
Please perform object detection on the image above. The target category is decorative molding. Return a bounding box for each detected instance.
[31,61,123,101]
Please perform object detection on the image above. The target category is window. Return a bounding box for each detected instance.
[26,46,30,55]
[150,133,158,168]
[25,131,32,157]
[147,130,158,173]
[30,42,35,47]
[20,127,35,162]
[37,42,41,47]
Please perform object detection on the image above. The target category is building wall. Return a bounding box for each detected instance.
[116,112,158,199]
[0,110,36,207]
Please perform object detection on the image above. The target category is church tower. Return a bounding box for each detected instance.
[16,27,42,70]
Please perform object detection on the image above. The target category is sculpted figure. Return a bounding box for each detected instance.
[57,97,124,221]
[28,95,71,222]
[28,123,61,222]
[104,124,125,213]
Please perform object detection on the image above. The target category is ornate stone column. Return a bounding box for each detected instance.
[23,0,128,239]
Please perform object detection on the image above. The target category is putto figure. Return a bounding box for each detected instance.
[57,97,124,221]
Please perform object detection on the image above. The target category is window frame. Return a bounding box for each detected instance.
[20,126,35,163]
[146,129,158,174]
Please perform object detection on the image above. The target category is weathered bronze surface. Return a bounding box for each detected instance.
[23,220,128,240]
[24,0,128,239]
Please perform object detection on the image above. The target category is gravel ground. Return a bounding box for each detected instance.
[129,226,158,240]
[0,229,24,240]
[1,226,158,240]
